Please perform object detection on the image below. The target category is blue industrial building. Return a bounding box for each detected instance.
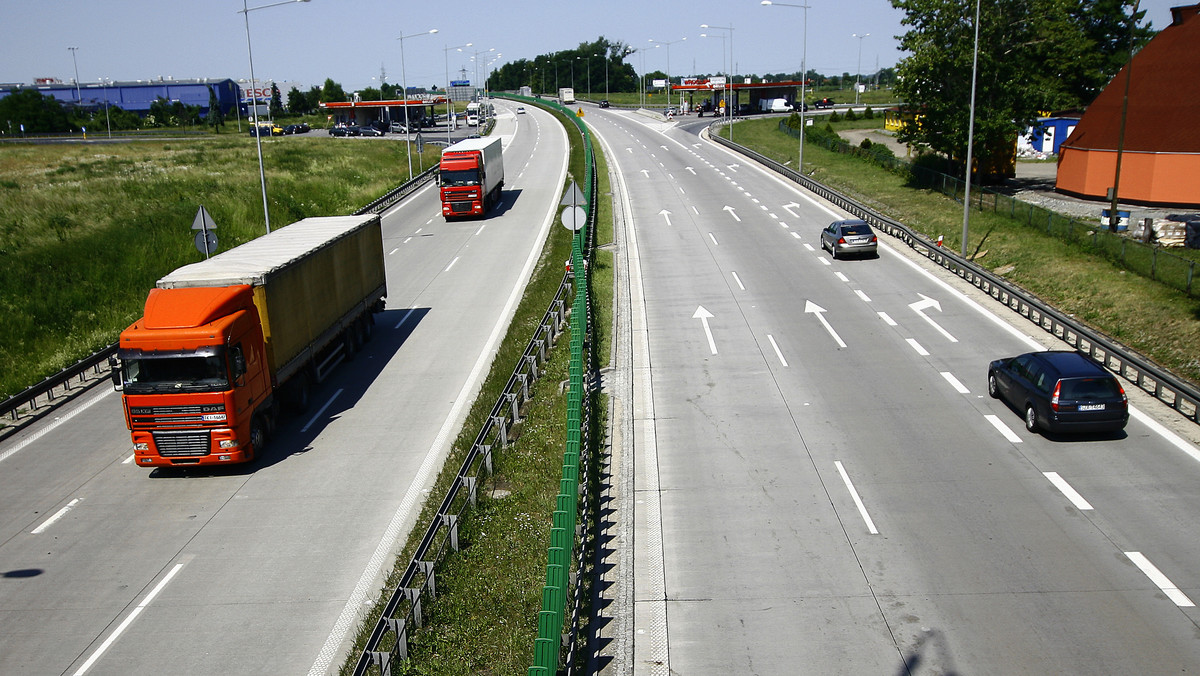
[0,78,242,117]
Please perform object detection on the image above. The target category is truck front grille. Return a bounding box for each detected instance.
[451,201,473,213]
[130,404,226,428]
[152,431,211,457]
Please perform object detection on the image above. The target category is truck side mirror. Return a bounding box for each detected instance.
[231,347,247,381]
[108,356,123,392]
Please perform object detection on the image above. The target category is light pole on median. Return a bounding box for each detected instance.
[700,32,725,123]
[238,0,311,235]
[852,32,869,105]
[398,28,438,179]
[700,23,732,131]
[444,41,472,145]
[67,47,82,105]
[762,1,810,174]
[648,37,686,113]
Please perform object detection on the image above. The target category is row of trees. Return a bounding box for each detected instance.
[489,38,640,95]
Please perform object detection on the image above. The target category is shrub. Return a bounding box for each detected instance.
[829,111,841,123]
[864,106,875,119]
[844,108,858,121]
[860,138,873,149]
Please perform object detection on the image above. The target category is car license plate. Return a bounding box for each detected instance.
[1078,404,1105,411]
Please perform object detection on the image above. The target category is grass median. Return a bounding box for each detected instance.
[720,117,1200,387]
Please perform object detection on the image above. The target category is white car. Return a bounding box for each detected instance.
[516,106,526,114]
[389,121,412,133]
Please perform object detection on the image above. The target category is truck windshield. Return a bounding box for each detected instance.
[441,169,480,187]
[121,352,229,394]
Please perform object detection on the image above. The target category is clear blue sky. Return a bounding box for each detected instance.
[1,0,1182,93]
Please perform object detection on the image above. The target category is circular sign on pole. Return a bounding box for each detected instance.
[560,205,586,231]
[195,230,218,257]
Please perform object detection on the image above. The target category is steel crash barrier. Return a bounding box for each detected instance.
[0,168,439,432]
[710,124,1200,424]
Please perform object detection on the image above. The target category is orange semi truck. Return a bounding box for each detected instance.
[439,136,504,219]
[113,215,386,467]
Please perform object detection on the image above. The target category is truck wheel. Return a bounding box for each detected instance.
[360,315,374,343]
[285,373,312,413]
[343,329,357,361]
[249,415,267,459]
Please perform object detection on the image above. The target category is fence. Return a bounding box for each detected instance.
[777,119,1199,297]
[716,126,1200,424]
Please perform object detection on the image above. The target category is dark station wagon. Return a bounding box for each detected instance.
[988,350,1129,434]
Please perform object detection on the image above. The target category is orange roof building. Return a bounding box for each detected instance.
[1055,4,1200,207]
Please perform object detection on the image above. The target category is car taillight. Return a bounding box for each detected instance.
[838,237,846,244]
[870,235,878,242]
[1119,383,1128,407]
[1051,381,1062,411]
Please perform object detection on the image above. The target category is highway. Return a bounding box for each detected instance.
[585,105,1200,674]
[0,100,567,676]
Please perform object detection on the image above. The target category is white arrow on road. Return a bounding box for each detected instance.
[805,300,847,348]
[626,147,633,153]
[686,166,696,175]
[640,169,650,177]
[659,209,673,226]
[723,205,741,222]
[908,293,958,342]
[726,163,740,172]
[693,306,718,354]
[782,202,801,219]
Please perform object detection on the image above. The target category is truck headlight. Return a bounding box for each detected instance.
[219,439,240,449]
[133,442,150,451]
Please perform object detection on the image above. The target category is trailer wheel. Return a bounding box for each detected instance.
[361,315,375,343]
[284,372,312,413]
[343,329,357,361]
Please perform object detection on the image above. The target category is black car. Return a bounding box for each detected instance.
[988,351,1128,434]
[328,125,357,137]
[814,97,836,109]
[599,100,610,108]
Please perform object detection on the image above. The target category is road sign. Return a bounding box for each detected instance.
[195,230,218,257]
[560,182,586,208]
[561,206,586,231]
[191,205,217,231]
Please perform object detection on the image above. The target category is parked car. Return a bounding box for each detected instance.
[988,351,1129,434]
[814,98,836,109]
[599,100,610,108]
[284,122,310,134]
[389,121,412,133]
[820,219,878,259]
[249,123,274,137]
[328,125,357,137]
[357,125,384,137]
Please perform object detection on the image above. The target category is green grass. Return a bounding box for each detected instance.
[725,116,1200,386]
[0,136,441,401]
[336,98,607,675]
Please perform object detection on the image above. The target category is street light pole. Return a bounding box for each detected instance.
[700,32,725,123]
[444,42,472,145]
[852,32,870,105]
[649,37,686,113]
[398,28,438,179]
[238,0,311,235]
[762,1,810,174]
[701,24,733,130]
[961,1,980,258]
[67,47,82,105]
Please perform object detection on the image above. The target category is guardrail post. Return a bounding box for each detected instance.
[493,416,508,447]
[465,475,478,506]
[519,372,530,402]
[368,650,392,676]
[419,560,436,598]
[481,443,493,474]
[403,587,423,628]
[507,392,520,422]
[385,616,409,660]
[441,514,460,551]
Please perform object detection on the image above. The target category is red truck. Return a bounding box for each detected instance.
[439,136,505,219]
[113,215,386,467]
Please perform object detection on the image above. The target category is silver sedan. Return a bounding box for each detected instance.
[820,219,878,259]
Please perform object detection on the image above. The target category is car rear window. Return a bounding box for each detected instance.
[841,224,872,235]
[1059,377,1121,399]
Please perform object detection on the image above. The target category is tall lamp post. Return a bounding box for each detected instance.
[762,1,810,173]
[67,47,82,105]
[648,37,686,112]
[961,1,980,258]
[444,41,472,145]
[852,32,870,105]
[471,47,495,103]
[238,0,311,235]
[398,28,438,178]
[701,23,732,127]
[699,32,726,123]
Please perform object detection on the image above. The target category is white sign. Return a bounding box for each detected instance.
[710,76,726,86]
[652,79,667,88]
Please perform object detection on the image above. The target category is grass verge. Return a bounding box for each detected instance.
[724,117,1200,386]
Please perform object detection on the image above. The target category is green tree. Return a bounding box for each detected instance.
[0,89,72,134]
[270,82,284,117]
[891,0,1152,177]
[207,85,226,131]
[320,78,347,103]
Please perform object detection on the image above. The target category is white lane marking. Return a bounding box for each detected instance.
[301,389,343,433]
[906,338,930,356]
[123,454,134,464]
[778,221,789,228]
[818,257,831,266]
[940,371,971,394]
[835,272,849,283]
[767,335,788,367]
[708,233,719,246]
[692,206,699,215]
[389,247,399,255]
[985,414,1023,443]
[72,562,185,676]
[878,311,897,326]
[731,271,745,290]
[445,256,460,272]
[31,498,81,534]
[1125,552,1195,607]
[855,290,872,303]
[393,307,418,330]
[1043,472,1093,510]
[835,461,879,534]
[475,223,487,236]
[0,388,113,466]
[792,233,802,240]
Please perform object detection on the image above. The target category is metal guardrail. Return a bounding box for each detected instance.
[0,169,440,430]
[710,128,1200,424]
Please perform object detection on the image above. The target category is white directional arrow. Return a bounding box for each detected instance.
[692,306,718,354]
[723,205,741,222]
[661,145,670,151]
[659,209,673,226]
[782,202,801,218]
[805,300,847,348]
[908,293,958,342]
[640,169,650,177]
[686,167,696,175]
[626,147,633,153]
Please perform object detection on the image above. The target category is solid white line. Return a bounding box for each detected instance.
[708,233,718,246]
[31,498,80,534]
[855,290,872,303]
[0,387,113,466]
[731,271,745,290]
[444,256,460,272]
[300,389,343,434]
[906,338,930,356]
[767,335,788,367]
[1043,472,1093,510]
[940,371,970,394]
[835,461,879,534]
[835,272,849,283]
[985,414,1023,443]
[878,311,897,326]
[72,563,185,676]
[1125,551,1194,607]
